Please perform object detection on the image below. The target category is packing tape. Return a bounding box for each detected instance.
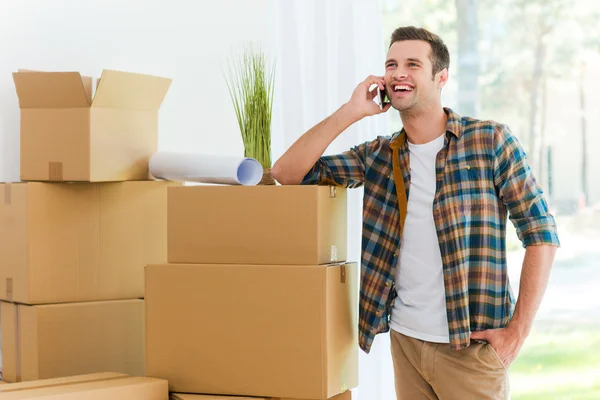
[6,278,13,301]
[340,264,346,284]
[330,245,338,263]
[49,162,63,181]
[329,186,336,198]
[4,182,11,205]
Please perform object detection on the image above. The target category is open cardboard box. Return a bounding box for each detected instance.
[13,69,171,182]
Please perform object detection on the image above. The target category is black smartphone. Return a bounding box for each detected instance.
[378,87,390,110]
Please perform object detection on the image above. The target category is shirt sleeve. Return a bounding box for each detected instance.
[301,140,374,188]
[493,124,560,247]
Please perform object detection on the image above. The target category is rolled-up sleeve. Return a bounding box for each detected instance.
[493,124,560,247]
[301,141,373,188]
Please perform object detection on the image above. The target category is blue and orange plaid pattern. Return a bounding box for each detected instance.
[302,108,560,353]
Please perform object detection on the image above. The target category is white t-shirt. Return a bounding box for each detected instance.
[389,133,450,343]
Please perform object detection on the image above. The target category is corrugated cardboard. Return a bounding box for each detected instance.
[170,390,352,400]
[146,263,358,399]
[0,372,167,399]
[167,186,347,265]
[13,69,171,182]
[0,181,177,304]
[1,300,145,383]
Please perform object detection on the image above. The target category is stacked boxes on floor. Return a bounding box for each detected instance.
[146,185,358,399]
[0,69,173,384]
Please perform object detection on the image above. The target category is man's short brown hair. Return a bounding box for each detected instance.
[390,26,450,76]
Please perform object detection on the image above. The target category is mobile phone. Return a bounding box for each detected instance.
[378,87,390,110]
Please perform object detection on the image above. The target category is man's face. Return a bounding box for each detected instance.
[384,40,447,113]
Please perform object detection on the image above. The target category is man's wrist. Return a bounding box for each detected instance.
[338,102,363,124]
[507,317,531,340]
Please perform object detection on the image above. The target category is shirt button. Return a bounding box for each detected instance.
[385,281,391,287]
[376,310,383,317]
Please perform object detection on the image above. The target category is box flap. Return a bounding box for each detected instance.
[81,75,93,105]
[12,72,91,108]
[92,70,171,110]
[14,70,93,104]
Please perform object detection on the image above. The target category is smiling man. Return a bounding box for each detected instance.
[272,26,559,400]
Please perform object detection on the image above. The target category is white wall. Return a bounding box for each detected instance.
[0,0,276,182]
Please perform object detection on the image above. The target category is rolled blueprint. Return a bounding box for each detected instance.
[149,151,263,186]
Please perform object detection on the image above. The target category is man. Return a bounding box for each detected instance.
[272,26,559,399]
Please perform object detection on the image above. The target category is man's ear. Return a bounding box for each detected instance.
[437,68,448,89]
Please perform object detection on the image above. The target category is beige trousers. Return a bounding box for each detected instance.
[390,329,510,400]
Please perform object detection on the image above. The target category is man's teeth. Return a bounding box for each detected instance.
[394,85,414,92]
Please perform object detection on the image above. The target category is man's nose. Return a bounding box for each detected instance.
[392,69,408,80]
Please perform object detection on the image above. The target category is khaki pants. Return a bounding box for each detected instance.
[390,329,509,400]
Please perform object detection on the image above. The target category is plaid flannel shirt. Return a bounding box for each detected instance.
[302,108,560,353]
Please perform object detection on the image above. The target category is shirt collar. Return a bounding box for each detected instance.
[444,107,463,139]
[390,107,463,149]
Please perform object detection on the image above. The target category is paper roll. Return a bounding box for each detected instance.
[149,151,263,186]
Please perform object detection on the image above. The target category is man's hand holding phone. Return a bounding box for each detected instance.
[345,75,391,121]
[272,75,391,185]
[378,87,390,110]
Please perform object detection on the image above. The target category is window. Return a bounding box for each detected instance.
[383,1,600,398]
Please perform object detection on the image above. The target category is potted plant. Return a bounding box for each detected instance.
[225,46,276,185]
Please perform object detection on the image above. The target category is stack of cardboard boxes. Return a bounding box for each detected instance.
[0,70,173,389]
[0,69,361,400]
[145,184,359,400]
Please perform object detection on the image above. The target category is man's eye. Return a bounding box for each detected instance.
[409,63,419,67]
[386,63,396,69]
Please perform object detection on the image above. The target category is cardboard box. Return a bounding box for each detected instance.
[1,300,145,383]
[167,185,347,265]
[0,372,168,399]
[170,391,351,400]
[146,262,358,399]
[13,69,171,182]
[0,181,177,304]
[0,372,129,391]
